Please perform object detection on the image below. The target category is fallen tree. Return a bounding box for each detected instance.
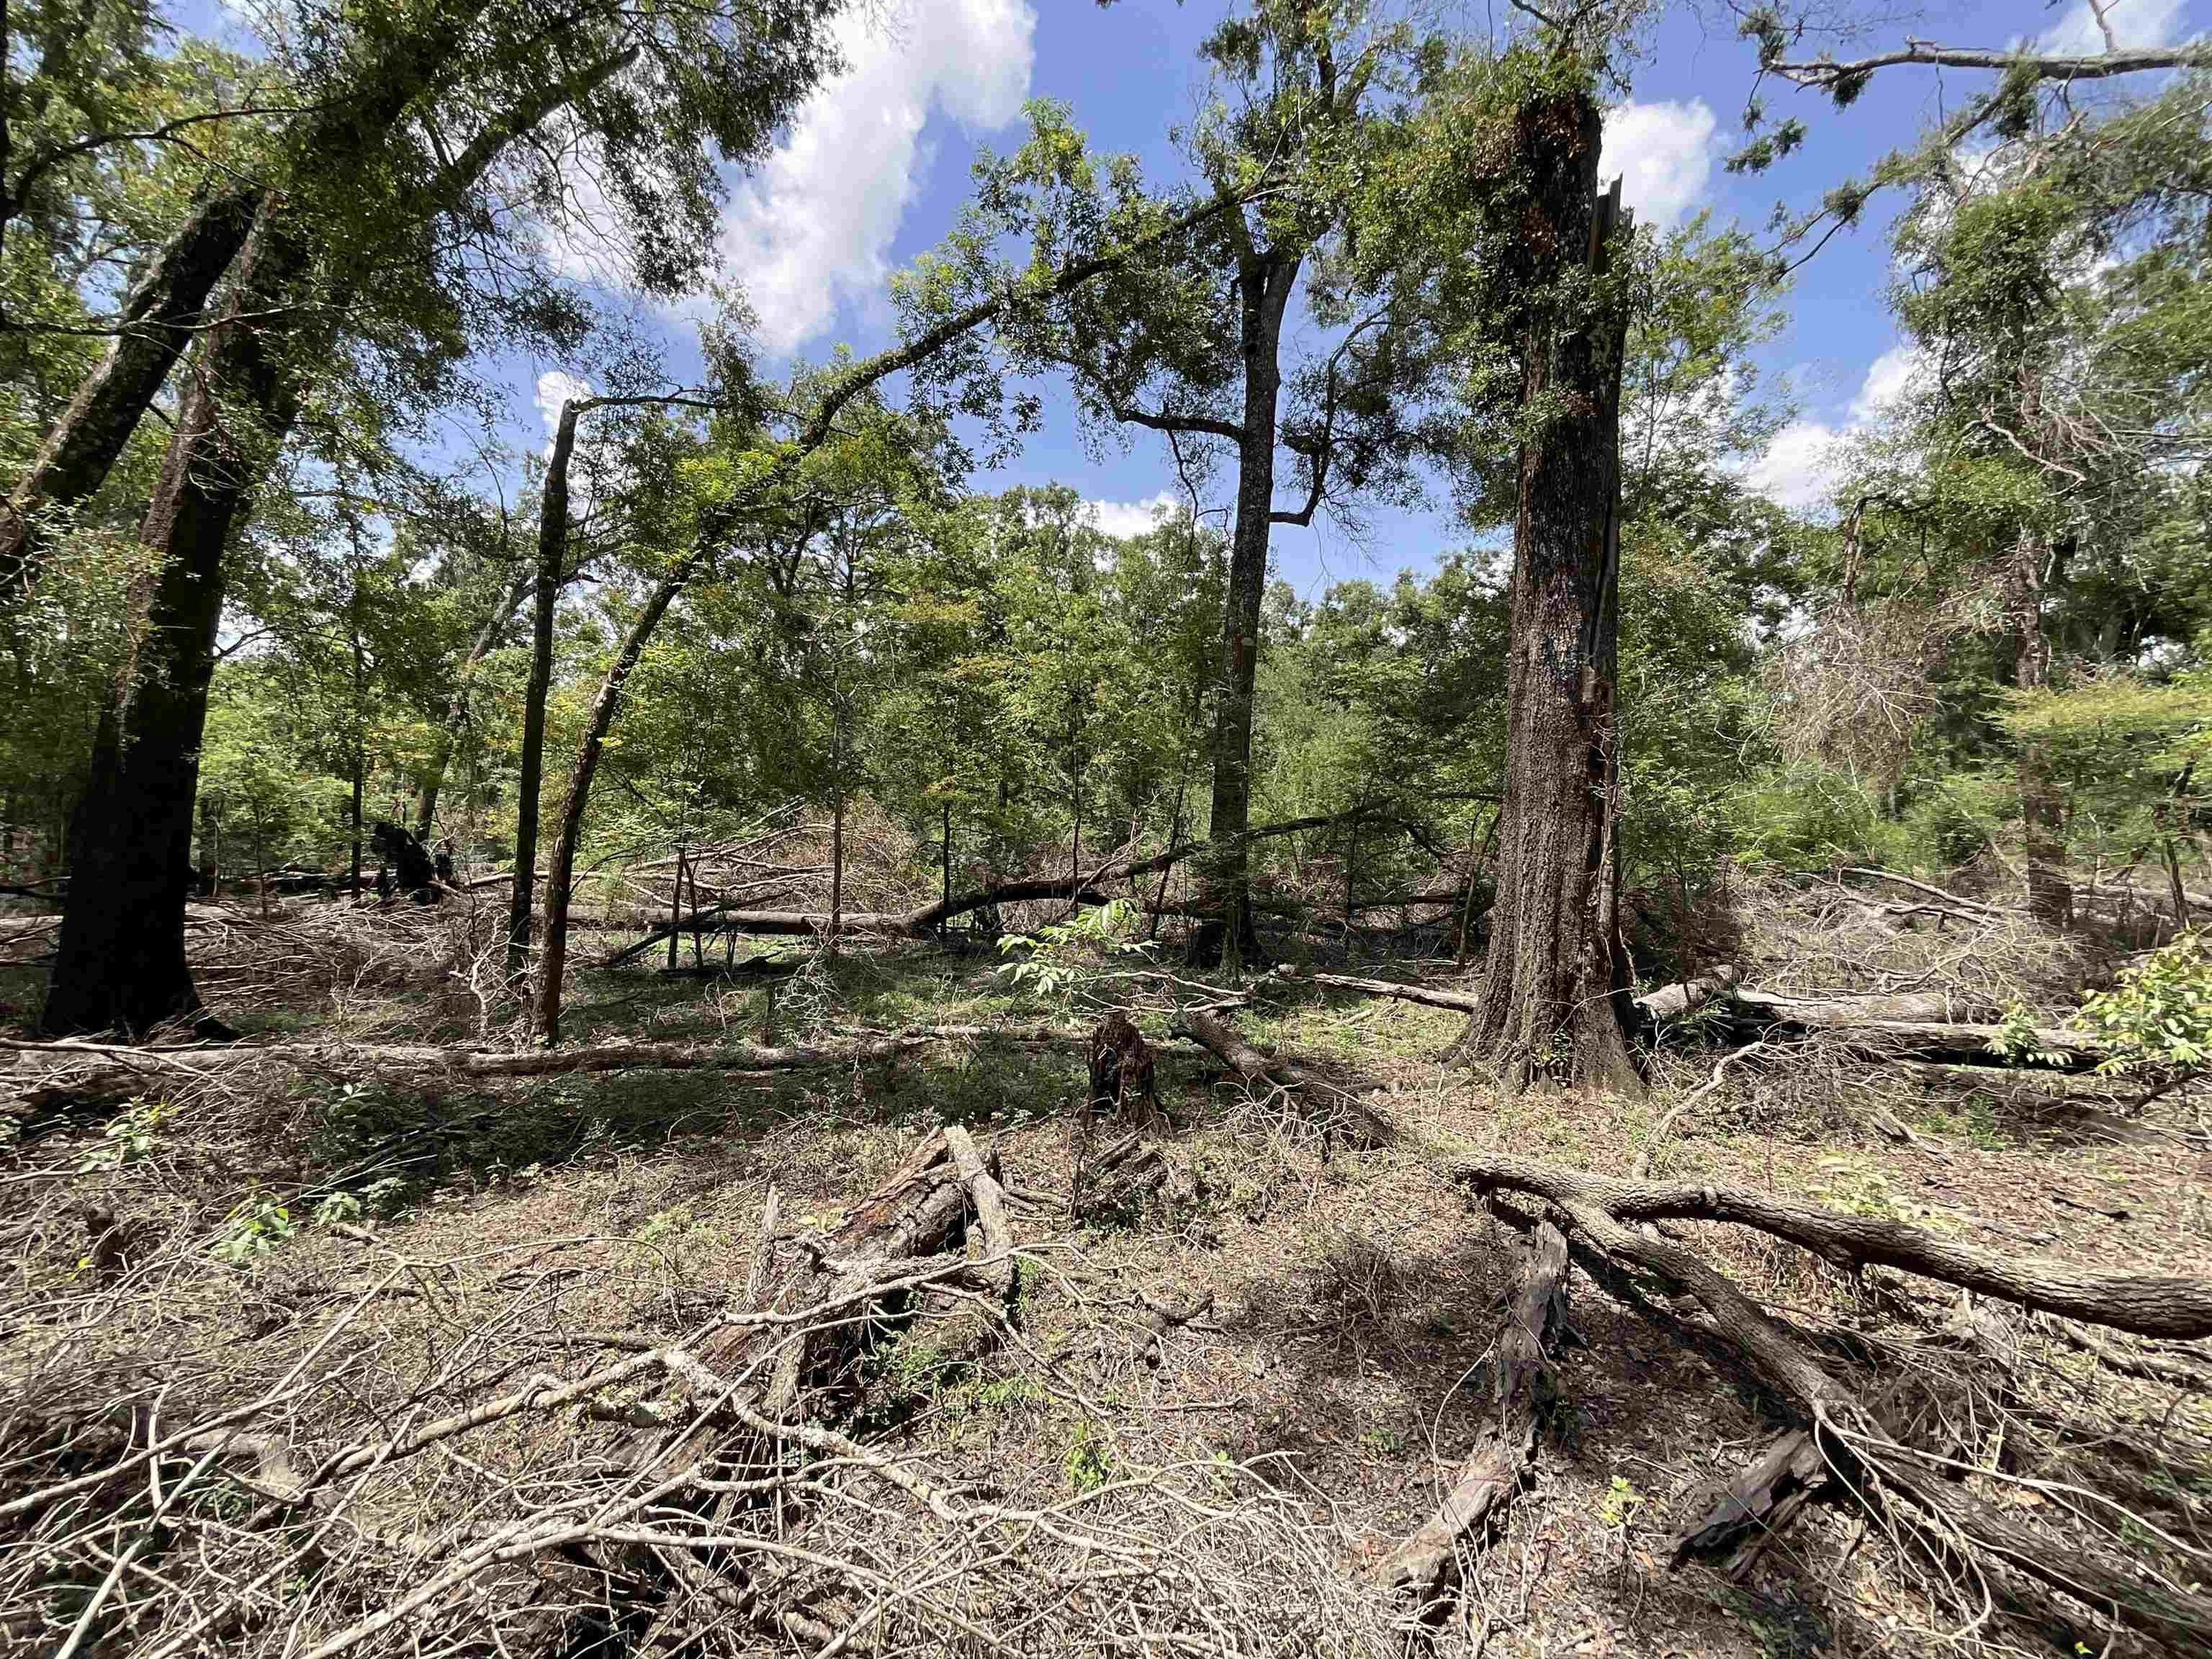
[0,1025,1136,1122]
[1282,963,2101,1071]
[1177,1008,1390,1146]
[1166,1010,2212,1640]
[1368,1219,1570,1610]
[1393,1131,2212,1648]
[601,807,1394,963]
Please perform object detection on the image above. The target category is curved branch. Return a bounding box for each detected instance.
[1773,41,2211,92]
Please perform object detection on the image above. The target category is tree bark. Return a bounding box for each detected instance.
[2010,527,2072,928]
[1452,91,1640,1096]
[0,186,262,606]
[39,204,311,1036]
[508,401,576,979]
[1194,252,1299,969]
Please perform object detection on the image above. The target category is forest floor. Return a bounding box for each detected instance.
[4,875,2211,1658]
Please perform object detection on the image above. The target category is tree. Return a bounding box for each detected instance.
[1784,30,2212,919]
[919,0,1443,964]
[523,184,1268,1045]
[37,0,845,1035]
[1368,23,1646,1092]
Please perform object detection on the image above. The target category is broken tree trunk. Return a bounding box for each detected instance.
[1450,124,1642,1095]
[1087,1011,1159,1132]
[1370,1218,1570,1609]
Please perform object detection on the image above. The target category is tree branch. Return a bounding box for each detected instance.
[1772,41,2212,93]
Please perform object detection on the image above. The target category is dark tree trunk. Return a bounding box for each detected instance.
[2010,528,2072,928]
[1195,251,1299,968]
[1449,92,1641,1096]
[533,572,690,1046]
[33,8,550,1036]
[508,401,577,979]
[0,187,261,606]
[39,208,310,1037]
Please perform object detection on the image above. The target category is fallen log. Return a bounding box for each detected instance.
[1369,1218,1570,1609]
[0,1026,1110,1121]
[1439,1148,2212,1339]
[1560,1197,2211,1653]
[1272,966,1481,1014]
[1668,1427,1825,1573]
[604,806,1390,960]
[1632,974,2092,1069]
[1633,966,1739,1022]
[1177,1008,1391,1147]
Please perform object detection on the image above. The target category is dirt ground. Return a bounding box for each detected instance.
[4,882,2210,1658]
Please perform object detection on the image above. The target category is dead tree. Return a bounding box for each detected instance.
[1449,98,1641,1094]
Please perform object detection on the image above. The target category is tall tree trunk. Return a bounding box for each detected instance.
[38,207,310,1036]
[349,756,364,900]
[531,573,690,1046]
[1449,93,1641,1097]
[829,793,845,959]
[0,187,261,606]
[415,570,529,839]
[1195,252,1298,968]
[31,4,583,1035]
[508,402,577,978]
[2010,528,2072,929]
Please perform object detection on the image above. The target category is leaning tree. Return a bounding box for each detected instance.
[36,0,845,1035]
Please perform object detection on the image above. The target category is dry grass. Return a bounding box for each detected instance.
[4,874,2210,1658]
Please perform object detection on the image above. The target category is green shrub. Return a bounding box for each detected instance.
[2074,932,2212,1084]
[1727,766,1901,869]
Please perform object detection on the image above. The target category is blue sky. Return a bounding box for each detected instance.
[490,0,2202,595]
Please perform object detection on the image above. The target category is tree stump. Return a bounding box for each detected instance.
[1087,1011,1157,1133]
[371,819,439,899]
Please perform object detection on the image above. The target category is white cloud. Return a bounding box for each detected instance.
[1847,344,1923,423]
[1087,490,1177,539]
[535,370,595,437]
[1743,346,1928,513]
[2037,0,2188,53]
[1601,100,1718,231]
[1744,421,1847,514]
[715,0,1036,356]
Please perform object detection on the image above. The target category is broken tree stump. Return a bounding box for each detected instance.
[1087,1010,1159,1132]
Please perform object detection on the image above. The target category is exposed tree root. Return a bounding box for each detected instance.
[1368,1219,1570,1614]
[1413,1141,2212,1652]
